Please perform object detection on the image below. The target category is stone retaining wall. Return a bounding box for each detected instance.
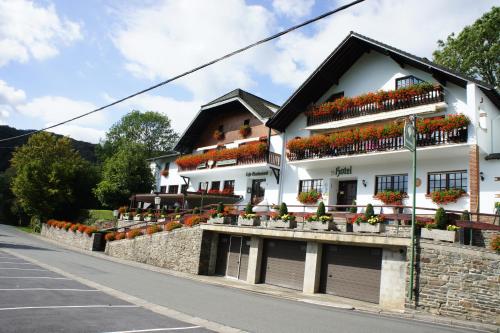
[41,224,104,251]
[104,226,212,275]
[407,242,499,325]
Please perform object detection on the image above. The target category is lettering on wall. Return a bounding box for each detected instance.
[246,171,269,177]
[332,166,352,177]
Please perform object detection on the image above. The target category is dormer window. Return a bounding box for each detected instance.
[218,125,224,132]
[395,75,424,89]
[244,119,250,126]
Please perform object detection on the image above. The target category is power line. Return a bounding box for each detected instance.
[0,0,366,143]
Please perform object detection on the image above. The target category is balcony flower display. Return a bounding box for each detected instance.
[207,203,231,224]
[305,202,335,231]
[307,82,436,118]
[176,142,267,171]
[269,203,296,229]
[239,124,251,138]
[430,188,466,205]
[421,208,459,242]
[213,129,224,140]
[374,190,406,205]
[160,169,169,177]
[297,189,322,204]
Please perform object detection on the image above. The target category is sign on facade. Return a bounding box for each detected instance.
[404,121,416,152]
[332,166,352,177]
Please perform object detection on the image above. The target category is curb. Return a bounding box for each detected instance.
[20,230,500,333]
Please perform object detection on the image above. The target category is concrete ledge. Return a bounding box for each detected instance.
[201,224,411,247]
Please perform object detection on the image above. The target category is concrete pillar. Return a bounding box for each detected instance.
[207,233,219,275]
[379,247,407,310]
[246,236,263,284]
[303,241,322,294]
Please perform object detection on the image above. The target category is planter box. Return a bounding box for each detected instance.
[207,217,232,225]
[157,218,167,223]
[133,216,143,222]
[237,216,261,227]
[307,221,336,231]
[144,217,156,222]
[353,223,384,233]
[269,220,297,229]
[421,228,458,242]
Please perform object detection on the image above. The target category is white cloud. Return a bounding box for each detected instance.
[0,80,27,105]
[0,0,82,67]
[272,0,315,19]
[112,0,275,100]
[47,124,105,144]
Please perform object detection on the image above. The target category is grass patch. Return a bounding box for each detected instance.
[14,225,36,234]
[88,210,114,220]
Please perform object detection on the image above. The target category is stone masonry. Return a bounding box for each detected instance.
[407,241,499,325]
[105,226,213,275]
[41,224,104,251]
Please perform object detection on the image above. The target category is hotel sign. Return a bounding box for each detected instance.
[332,166,352,177]
[246,171,269,177]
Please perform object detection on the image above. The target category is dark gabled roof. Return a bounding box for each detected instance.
[267,32,500,131]
[146,151,179,161]
[202,88,278,119]
[174,89,279,153]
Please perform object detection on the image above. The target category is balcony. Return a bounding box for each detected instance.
[287,127,468,163]
[306,85,444,127]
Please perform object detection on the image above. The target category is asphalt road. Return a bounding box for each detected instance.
[0,224,479,333]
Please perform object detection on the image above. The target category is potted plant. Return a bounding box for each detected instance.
[420,208,459,242]
[239,124,251,138]
[207,202,232,224]
[429,188,465,205]
[144,208,155,222]
[158,207,168,222]
[133,208,144,221]
[306,202,336,231]
[270,203,297,229]
[351,204,384,233]
[238,202,260,226]
[374,190,406,213]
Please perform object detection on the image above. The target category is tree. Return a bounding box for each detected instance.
[101,110,179,159]
[94,143,154,208]
[433,7,499,87]
[10,132,96,220]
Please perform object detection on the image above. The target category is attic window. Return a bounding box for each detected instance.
[395,75,424,89]
[244,119,250,125]
[325,91,344,103]
[218,125,224,132]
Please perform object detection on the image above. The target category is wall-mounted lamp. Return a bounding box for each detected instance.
[480,172,485,181]
[362,180,367,187]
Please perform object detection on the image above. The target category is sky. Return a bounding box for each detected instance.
[0,0,497,144]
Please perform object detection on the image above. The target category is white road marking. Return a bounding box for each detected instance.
[0,305,140,311]
[100,327,202,333]
[0,268,47,271]
[0,288,100,292]
[0,277,71,280]
[0,262,35,264]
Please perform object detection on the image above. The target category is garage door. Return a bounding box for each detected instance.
[215,235,250,280]
[320,244,382,303]
[261,239,306,290]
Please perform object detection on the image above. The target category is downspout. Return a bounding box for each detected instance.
[278,129,286,204]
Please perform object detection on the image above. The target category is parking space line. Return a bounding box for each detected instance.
[0,277,71,280]
[0,262,36,264]
[0,268,48,271]
[0,305,140,311]
[100,327,202,333]
[0,288,100,291]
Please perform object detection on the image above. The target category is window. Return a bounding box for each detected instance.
[428,171,467,193]
[164,162,170,170]
[218,125,224,132]
[395,75,424,89]
[168,185,179,194]
[299,179,323,193]
[375,174,408,194]
[181,184,188,194]
[159,186,167,193]
[244,119,250,125]
[198,182,207,192]
[211,181,220,191]
[325,91,344,103]
[223,180,235,191]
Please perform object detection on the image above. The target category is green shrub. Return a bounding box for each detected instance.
[279,202,288,216]
[245,202,253,215]
[136,208,143,214]
[460,210,471,221]
[217,202,224,214]
[193,207,200,214]
[174,206,180,213]
[317,201,326,217]
[364,204,374,218]
[29,216,41,233]
[349,200,357,213]
[434,208,447,230]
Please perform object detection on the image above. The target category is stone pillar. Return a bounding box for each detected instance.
[207,233,219,275]
[246,236,263,284]
[303,241,322,294]
[469,144,480,220]
[380,247,407,310]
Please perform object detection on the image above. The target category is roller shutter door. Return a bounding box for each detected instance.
[226,236,250,280]
[320,244,382,303]
[261,239,306,290]
[215,234,230,276]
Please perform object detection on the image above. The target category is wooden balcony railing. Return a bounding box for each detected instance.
[287,127,467,161]
[179,150,281,172]
[306,85,444,126]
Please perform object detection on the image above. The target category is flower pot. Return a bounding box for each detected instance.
[307,221,336,231]
[420,228,458,243]
[238,216,261,226]
[270,220,297,229]
[133,216,143,222]
[207,217,232,225]
[144,217,155,222]
[353,223,383,233]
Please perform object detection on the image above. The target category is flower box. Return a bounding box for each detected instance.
[157,218,167,223]
[133,215,143,222]
[238,216,261,226]
[144,216,155,222]
[270,220,297,229]
[207,217,232,225]
[421,228,458,243]
[307,221,336,231]
[353,223,383,233]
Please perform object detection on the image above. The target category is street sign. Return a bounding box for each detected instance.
[404,121,416,152]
